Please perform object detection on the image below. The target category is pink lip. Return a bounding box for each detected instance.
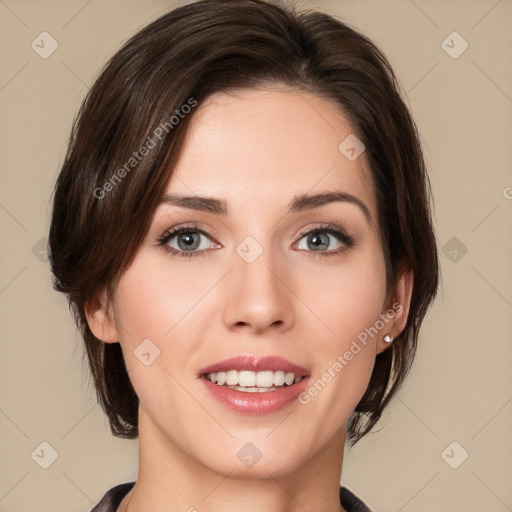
[199,355,310,376]
[199,355,310,415]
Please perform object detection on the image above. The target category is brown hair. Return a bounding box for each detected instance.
[48,0,439,446]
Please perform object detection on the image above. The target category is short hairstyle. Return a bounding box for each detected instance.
[48,0,439,446]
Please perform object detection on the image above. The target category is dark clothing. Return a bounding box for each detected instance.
[90,481,373,511]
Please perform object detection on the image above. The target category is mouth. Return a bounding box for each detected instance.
[199,355,310,414]
[204,369,305,392]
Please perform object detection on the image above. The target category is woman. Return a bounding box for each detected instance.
[48,0,439,510]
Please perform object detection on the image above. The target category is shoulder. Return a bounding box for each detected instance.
[339,486,374,512]
[89,481,135,512]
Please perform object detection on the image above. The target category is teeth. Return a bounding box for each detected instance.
[256,371,274,388]
[284,372,295,385]
[239,371,256,387]
[205,370,303,388]
[273,370,285,386]
[226,370,238,386]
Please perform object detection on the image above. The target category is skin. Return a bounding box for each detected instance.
[86,86,413,512]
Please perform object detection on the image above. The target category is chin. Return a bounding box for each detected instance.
[183,434,307,479]
[204,453,305,480]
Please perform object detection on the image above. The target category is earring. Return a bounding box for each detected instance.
[383,334,393,344]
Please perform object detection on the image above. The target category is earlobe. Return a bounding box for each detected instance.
[84,288,120,343]
[378,265,414,354]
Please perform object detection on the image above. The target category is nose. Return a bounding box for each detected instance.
[222,243,294,335]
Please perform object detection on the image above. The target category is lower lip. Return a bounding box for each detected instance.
[201,376,309,414]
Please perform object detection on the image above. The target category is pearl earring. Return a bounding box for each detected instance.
[383,334,393,344]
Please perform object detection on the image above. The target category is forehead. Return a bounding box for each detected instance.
[164,87,377,225]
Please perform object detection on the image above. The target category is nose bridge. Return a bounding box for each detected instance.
[222,234,293,333]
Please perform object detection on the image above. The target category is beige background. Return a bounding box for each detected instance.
[1,0,511,511]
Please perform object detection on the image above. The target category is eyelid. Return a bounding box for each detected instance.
[156,222,218,246]
[295,222,352,242]
[156,221,355,257]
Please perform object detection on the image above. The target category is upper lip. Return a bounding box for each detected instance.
[199,355,310,376]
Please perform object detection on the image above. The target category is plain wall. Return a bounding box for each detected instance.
[0,1,511,511]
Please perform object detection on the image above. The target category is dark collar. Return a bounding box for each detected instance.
[90,481,373,512]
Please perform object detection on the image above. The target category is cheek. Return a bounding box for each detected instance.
[112,252,215,343]
[298,248,388,348]
[110,255,205,394]
[111,257,210,430]
[295,249,387,415]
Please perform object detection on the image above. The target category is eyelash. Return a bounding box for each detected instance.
[156,222,355,260]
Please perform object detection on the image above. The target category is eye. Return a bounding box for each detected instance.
[295,224,355,256]
[157,222,355,259]
[157,224,219,259]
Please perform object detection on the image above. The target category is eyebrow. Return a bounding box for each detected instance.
[159,191,373,225]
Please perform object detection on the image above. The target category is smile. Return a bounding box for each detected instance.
[204,370,304,392]
[200,356,310,413]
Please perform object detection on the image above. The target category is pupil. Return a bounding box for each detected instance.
[310,233,328,250]
[179,232,199,250]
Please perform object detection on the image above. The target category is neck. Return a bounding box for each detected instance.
[118,408,348,512]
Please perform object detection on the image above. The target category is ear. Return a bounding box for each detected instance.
[84,288,120,343]
[377,265,414,354]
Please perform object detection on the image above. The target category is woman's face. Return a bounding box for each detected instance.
[90,87,408,479]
